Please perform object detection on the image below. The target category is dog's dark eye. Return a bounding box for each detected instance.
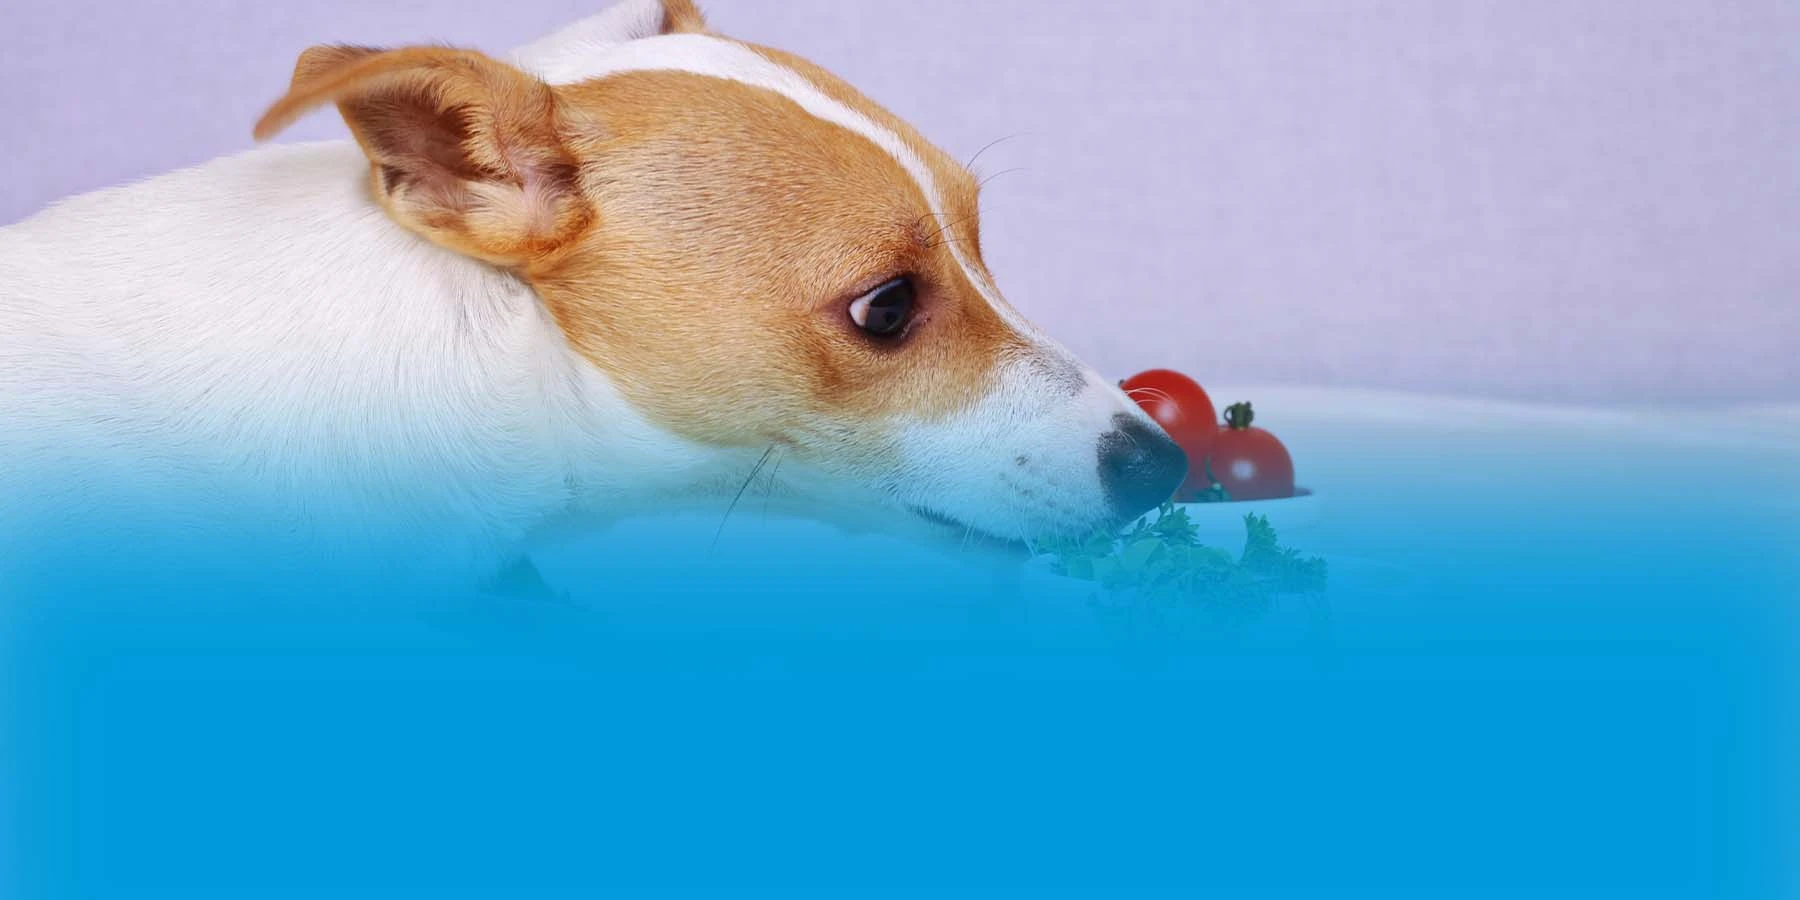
[848,278,916,338]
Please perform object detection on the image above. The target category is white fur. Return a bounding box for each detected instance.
[0,141,741,590]
[508,0,675,79]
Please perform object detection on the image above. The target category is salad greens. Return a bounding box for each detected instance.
[1038,502,1326,616]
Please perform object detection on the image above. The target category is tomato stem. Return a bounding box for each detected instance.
[1223,402,1255,430]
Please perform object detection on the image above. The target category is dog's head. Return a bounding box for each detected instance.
[254,0,1185,544]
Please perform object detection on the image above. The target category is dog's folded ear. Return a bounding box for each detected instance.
[253,46,591,269]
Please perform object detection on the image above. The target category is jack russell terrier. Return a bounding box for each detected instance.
[0,0,1186,598]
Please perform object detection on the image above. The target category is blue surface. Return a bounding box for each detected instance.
[4,406,1796,899]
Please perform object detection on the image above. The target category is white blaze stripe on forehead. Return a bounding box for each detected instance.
[537,33,1043,339]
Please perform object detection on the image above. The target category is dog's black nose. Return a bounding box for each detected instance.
[1097,414,1189,522]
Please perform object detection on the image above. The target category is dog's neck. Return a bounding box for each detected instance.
[227,141,903,543]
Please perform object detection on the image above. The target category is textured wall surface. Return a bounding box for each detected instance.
[4,0,1796,403]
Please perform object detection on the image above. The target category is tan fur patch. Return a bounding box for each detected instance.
[527,68,1022,465]
[748,43,990,267]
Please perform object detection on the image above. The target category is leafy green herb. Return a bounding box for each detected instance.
[1038,502,1326,621]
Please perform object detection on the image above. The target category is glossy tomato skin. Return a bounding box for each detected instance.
[1206,404,1295,501]
[1118,369,1218,461]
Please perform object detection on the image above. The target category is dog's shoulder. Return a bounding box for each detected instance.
[0,142,598,557]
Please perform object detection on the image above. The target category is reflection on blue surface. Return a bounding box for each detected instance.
[4,431,1796,899]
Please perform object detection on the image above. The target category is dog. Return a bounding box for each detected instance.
[0,0,1186,599]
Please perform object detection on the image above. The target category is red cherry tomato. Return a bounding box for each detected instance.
[1118,369,1218,461]
[1204,402,1295,501]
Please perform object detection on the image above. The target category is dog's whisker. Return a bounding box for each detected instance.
[925,212,979,241]
[925,214,981,247]
[977,167,1026,191]
[912,211,951,229]
[1123,386,1177,406]
[964,132,1028,173]
[760,447,784,520]
[712,444,776,552]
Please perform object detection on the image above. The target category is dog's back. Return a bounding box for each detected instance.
[0,142,590,592]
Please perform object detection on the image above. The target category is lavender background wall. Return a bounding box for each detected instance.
[3,0,1796,405]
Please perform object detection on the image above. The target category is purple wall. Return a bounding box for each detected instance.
[5,0,1796,404]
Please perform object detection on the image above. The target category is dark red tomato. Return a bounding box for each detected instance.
[1205,402,1295,501]
[1118,369,1218,461]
